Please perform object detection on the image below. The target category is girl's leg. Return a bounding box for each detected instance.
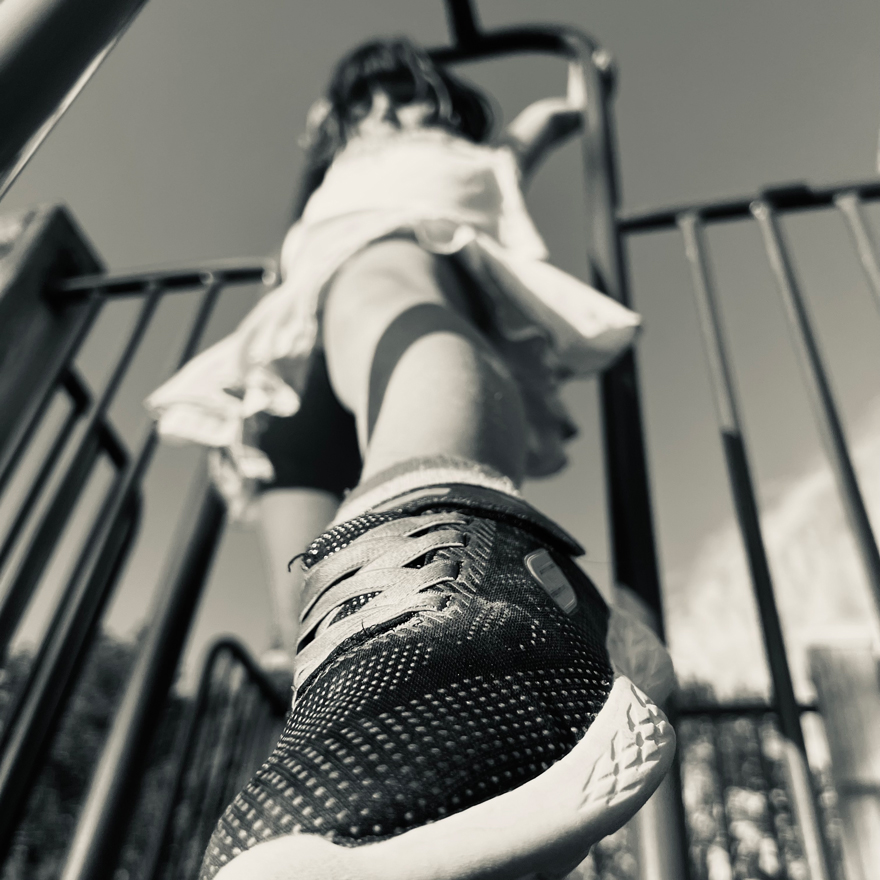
[257,487,340,658]
[323,238,528,484]
[253,352,361,660]
[205,240,674,880]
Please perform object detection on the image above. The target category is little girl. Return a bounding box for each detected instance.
[148,37,673,880]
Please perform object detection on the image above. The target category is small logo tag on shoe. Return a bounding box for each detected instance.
[524,549,578,615]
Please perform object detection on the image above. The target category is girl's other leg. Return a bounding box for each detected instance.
[257,487,339,658]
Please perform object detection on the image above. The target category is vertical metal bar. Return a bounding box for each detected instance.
[0,286,161,658]
[834,192,880,315]
[566,42,689,880]
[707,720,733,865]
[58,280,229,880]
[0,400,81,574]
[0,486,141,857]
[142,639,287,880]
[443,0,480,48]
[678,213,798,710]
[680,212,831,880]
[0,432,103,658]
[755,716,812,875]
[0,283,166,863]
[166,656,231,880]
[189,668,243,877]
[0,370,94,576]
[809,646,880,880]
[0,207,102,484]
[678,215,742,434]
[213,675,257,824]
[179,652,236,878]
[175,274,224,365]
[569,41,666,626]
[60,481,225,880]
[8,273,219,652]
[752,200,880,624]
[138,642,236,880]
[635,763,692,880]
[0,294,102,497]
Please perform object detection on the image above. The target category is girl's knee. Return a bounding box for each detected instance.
[323,239,477,412]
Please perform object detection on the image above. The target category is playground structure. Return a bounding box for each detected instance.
[1,1,879,878]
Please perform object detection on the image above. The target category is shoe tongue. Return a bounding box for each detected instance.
[371,483,584,556]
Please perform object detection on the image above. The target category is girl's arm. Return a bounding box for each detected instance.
[498,61,587,185]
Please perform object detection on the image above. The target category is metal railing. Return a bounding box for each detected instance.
[622,180,880,880]
[0,206,271,873]
[0,0,148,201]
[2,0,877,878]
[137,639,288,880]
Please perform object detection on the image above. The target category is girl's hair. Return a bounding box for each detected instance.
[292,37,494,219]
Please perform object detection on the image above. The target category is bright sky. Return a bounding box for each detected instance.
[4,0,880,688]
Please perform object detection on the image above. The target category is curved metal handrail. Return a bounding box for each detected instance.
[0,0,149,202]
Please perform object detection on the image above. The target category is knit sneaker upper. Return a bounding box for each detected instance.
[201,484,614,878]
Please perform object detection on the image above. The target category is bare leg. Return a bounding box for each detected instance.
[256,239,525,662]
[323,239,527,485]
[257,487,340,658]
[206,245,675,880]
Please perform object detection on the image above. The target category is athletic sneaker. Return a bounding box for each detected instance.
[202,483,675,880]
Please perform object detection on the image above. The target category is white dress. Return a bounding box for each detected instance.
[145,128,641,518]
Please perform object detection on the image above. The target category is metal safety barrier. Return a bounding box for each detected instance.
[138,639,288,880]
[2,0,878,878]
[622,180,880,880]
[0,203,272,875]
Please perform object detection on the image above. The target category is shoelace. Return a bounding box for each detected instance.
[293,511,469,691]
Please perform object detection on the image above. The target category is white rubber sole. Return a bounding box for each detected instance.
[213,676,675,880]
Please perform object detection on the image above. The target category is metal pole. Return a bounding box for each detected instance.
[60,474,225,880]
[561,41,690,880]
[679,213,832,880]
[752,200,880,625]
[0,286,161,658]
[0,489,140,866]
[57,278,227,879]
[0,207,104,494]
[0,275,222,864]
[0,403,82,574]
[567,41,666,625]
[810,646,880,880]
[0,0,148,201]
[834,191,880,316]
[443,0,480,49]
[139,640,287,880]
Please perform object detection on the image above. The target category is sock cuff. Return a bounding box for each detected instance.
[333,456,521,524]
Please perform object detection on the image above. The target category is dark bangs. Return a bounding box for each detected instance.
[328,38,493,144]
[293,37,493,220]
